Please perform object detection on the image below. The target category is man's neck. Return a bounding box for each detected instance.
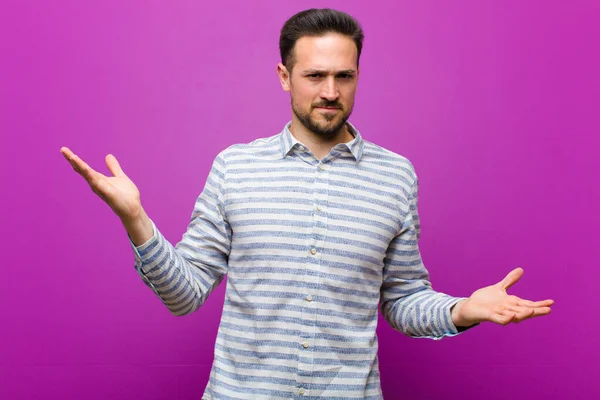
[289,118,354,160]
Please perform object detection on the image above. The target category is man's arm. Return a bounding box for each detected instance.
[130,152,231,315]
[380,173,469,340]
[380,167,554,337]
[61,147,231,316]
[123,207,154,246]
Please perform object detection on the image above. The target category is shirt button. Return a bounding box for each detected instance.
[298,145,305,151]
[302,342,309,349]
[310,248,317,255]
[299,388,305,395]
[318,165,325,171]
[306,295,313,302]
[316,205,322,211]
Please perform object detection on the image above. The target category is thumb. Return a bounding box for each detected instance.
[498,267,524,291]
[105,154,125,177]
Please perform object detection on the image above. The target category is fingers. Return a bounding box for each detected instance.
[61,147,139,215]
[62,148,124,179]
[490,311,516,326]
[493,305,552,325]
[491,308,534,325]
[498,267,524,291]
[508,307,535,323]
[516,298,554,308]
[106,154,125,177]
[61,147,79,171]
[61,147,110,197]
[505,295,554,308]
[61,147,96,181]
[512,307,552,324]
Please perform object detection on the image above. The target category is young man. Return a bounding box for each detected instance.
[61,8,553,399]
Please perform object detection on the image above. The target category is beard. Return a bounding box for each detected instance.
[292,99,353,139]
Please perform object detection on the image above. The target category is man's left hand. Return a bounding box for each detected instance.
[451,267,554,328]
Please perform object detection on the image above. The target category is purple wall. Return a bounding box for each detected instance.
[1,1,597,399]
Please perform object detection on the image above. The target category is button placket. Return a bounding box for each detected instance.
[309,161,329,260]
[295,162,330,394]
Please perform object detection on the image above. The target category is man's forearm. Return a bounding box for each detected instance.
[122,207,154,246]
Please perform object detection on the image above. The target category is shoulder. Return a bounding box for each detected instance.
[216,132,282,163]
[361,138,418,183]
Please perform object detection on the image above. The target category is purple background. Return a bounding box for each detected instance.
[1,1,598,399]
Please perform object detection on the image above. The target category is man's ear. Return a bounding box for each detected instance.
[277,63,291,92]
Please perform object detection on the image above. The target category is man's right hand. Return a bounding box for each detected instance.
[60,147,154,245]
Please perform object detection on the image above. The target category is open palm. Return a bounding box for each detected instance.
[454,268,554,327]
[60,147,142,223]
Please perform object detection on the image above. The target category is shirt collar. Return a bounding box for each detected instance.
[279,121,364,162]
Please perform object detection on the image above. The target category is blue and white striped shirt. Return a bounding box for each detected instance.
[131,121,467,399]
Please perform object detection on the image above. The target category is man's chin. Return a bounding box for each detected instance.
[313,121,347,137]
[312,110,341,123]
[293,107,349,137]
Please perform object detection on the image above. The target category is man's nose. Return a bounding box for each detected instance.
[320,77,339,101]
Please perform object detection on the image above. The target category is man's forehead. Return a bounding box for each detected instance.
[293,33,358,68]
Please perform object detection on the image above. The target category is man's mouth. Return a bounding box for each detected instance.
[315,106,340,112]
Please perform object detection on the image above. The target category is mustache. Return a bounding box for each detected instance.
[313,102,342,109]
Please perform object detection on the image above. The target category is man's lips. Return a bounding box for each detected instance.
[315,106,340,112]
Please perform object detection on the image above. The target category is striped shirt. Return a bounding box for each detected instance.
[131,121,468,399]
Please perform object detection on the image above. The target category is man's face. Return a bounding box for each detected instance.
[278,33,359,138]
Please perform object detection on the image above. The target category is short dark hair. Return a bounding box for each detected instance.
[279,8,364,73]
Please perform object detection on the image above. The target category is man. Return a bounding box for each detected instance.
[61,8,553,399]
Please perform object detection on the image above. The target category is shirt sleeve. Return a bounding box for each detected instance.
[128,151,232,316]
[379,169,475,340]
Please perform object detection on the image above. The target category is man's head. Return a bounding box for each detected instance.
[277,9,364,138]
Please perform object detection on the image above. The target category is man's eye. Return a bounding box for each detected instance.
[308,74,322,79]
[338,74,353,79]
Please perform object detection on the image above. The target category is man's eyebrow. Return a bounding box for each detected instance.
[303,69,357,75]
